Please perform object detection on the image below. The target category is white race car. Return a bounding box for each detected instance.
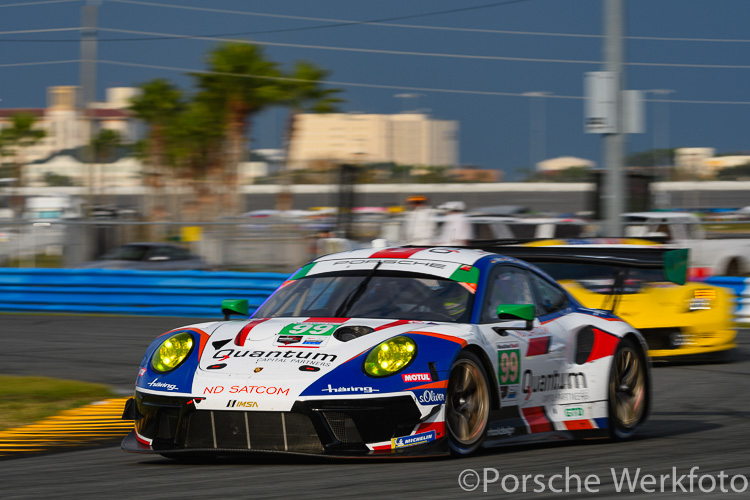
[122,246,685,459]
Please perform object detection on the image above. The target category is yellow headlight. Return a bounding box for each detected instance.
[364,336,417,377]
[151,332,195,373]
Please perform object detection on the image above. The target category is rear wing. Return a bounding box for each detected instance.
[471,243,689,286]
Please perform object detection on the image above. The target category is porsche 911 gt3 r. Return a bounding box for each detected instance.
[122,246,686,459]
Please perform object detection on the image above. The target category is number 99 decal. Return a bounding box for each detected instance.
[282,324,336,336]
[497,349,520,385]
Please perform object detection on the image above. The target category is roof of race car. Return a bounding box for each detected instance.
[294,246,513,282]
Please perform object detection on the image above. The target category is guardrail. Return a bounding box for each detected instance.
[705,276,750,324]
[0,268,288,317]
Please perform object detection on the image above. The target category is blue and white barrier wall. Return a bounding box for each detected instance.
[0,268,288,318]
[705,276,750,324]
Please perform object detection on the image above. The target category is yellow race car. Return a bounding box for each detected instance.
[499,239,738,359]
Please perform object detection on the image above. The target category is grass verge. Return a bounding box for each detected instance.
[0,375,118,431]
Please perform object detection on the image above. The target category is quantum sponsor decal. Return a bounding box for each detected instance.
[543,391,590,404]
[202,385,290,396]
[321,384,379,394]
[414,389,446,405]
[522,369,587,400]
[213,349,338,366]
[498,349,521,385]
[486,425,515,438]
[226,400,258,408]
[391,431,436,449]
[147,380,178,391]
[402,372,432,383]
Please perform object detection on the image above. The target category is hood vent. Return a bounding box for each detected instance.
[334,325,375,342]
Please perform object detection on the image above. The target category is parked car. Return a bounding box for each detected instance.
[80,242,211,271]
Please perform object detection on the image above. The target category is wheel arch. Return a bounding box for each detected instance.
[462,344,501,411]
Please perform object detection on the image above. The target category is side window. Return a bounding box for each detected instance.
[482,266,535,322]
[530,273,568,315]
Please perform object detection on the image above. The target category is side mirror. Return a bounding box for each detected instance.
[221,299,249,321]
[493,304,535,334]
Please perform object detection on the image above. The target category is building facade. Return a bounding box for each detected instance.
[287,113,459,169]
[0,86,139,164]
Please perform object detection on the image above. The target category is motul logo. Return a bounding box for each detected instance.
[402,373,432,383]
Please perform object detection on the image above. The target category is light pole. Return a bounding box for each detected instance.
[522,91,552,173]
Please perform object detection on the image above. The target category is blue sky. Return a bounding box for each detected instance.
[1,0,749,179]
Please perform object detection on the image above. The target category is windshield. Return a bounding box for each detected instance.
[254,272,474,322]
[534,262,665,295]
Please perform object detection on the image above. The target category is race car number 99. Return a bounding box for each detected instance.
[281,324,336,336]
[498,349,520,385]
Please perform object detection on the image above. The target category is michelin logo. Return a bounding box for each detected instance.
[391,431,436,449]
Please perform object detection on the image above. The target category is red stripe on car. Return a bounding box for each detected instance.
[303,317,349,323]
[564,419,595,431]
[526,337,551,356]
[585,328,620,363]
[233,319,270,346]
[369,248,424,259]
[521,407,553,433]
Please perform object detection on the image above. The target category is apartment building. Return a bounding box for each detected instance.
[287,112,459,169]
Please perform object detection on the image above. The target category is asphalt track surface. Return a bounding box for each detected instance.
[1,314,749,499]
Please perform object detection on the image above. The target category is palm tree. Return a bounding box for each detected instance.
[91,129,122,206]
[0,112,46,187]
[129,79,184,225]
[276,61,344,211]
[193,42,284,214]
[164,99,226,221]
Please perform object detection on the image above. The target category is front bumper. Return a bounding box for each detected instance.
[640,327,737,358]
[121,391,447,457]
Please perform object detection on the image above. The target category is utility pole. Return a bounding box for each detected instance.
[80,1,99,216]
[603,0,625,237]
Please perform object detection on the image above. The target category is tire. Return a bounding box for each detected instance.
[446,350,491,456]
[608,337,649,440]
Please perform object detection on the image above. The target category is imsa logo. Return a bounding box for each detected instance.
[226,400,259,408]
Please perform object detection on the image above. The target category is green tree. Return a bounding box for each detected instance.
[129,79,184,226]
[277,60,344,210]
[129,78,184,188]
[91,129,122,164]
[0,112,46,187]
[193,43,284,214]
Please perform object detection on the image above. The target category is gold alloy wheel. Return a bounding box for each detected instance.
[610,346,646,429]
[446,357,490,445]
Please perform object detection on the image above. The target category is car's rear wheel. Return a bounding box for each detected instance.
[446,350,490,455]
[608,337,648,440]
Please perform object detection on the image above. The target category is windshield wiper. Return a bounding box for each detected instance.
[334,261,382,317]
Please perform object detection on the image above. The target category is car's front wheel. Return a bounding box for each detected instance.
[446,350,490,456]
[608,337,649,440]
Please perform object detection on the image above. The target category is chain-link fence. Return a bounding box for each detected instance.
[0,216,397,273]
